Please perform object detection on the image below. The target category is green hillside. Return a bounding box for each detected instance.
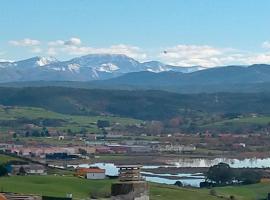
[1,87,270,120]
[0,106,141,133]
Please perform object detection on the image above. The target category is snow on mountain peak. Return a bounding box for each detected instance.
[36,56,58,66]
[97,63,120,73]
[67,63,80,73]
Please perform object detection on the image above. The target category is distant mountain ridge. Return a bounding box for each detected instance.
[1,54,270,94]
[0,54,204,82]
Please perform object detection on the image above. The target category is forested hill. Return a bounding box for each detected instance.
[0,87,270,120]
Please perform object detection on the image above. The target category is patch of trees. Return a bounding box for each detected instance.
[203,162,262,187]
[23,127,50,137]
[97,120,110,129]
[0,164,8,176]
[2,87,270,121]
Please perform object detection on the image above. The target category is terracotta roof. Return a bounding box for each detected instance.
[76,167,105,173]
[0,194,7,200]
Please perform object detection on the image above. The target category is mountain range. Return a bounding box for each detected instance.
[0,54,204,82]
[1,54,270,93]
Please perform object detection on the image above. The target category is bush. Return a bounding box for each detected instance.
[174,181,183,187]
[0,164,8,176]
[206,162,234,185]
[236,170,262,185]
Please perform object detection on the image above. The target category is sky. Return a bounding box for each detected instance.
[1,0,270,67]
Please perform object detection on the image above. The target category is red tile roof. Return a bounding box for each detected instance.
[76,167,105,174]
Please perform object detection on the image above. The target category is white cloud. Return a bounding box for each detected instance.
[62,44,147,60]
[0,59,13,62]
[31,47,42,53]
[47,47,58,56]
[244,53,270,64]
[262,41,270,49]
[48,40,65,46]
[9,38,41,46]
[159,44,270,67]
[48,38,81,47]
[159,45,231,67]
[8,37,270,67]
[64,37,81,46]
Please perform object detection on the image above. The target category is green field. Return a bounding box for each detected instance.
[0,175,269,200]
[0,154,21,164]
[200,115,270,132]
[216,183,270,200]
[0,106,142,133]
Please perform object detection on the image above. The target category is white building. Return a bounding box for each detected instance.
[86,168,106,179]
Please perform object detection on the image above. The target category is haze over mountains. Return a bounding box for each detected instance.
[1,54,270,93]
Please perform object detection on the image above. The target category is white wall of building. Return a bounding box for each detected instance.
[86,172,106,179]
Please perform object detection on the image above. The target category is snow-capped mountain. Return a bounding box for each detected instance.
[0,54,204,82]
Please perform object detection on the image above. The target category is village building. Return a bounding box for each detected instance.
[75,167,106,179]
[11,164,47,175]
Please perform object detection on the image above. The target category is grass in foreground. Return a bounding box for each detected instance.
[0,176,114,199]
[0,175,269,200]
[3,176,270,200]
[216,182,270,200]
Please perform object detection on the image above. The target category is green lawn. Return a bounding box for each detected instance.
[0,154,21,164]
[150,184,219,200]
[216,183,270,200]
[0,176,114,199]
[1,175,269,200]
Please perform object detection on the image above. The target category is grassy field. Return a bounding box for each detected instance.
[0,175,269,200]
[0,106,142,133]
[200,115,270,132]
[216,183,270,200]
[0,175,219,200]
[0,154,21,164]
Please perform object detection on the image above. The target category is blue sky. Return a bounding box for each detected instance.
[1,0,270,67]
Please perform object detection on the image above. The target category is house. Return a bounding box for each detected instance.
[232,143,246,148]
[12,164,46,175]
[154,144,196,153]
[75,167,106,179]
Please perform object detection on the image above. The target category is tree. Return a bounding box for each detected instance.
[31,129,41,137]
[18,166,26,175]
[206,162,234,185]
[0,164,8,176]
[97,120,110,129]
[236,170,262,184]
[41,127,50,137]
[146,121,164,135]
[174,181,183,187]
[78,148,87,156]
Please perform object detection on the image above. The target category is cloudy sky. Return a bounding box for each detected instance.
[1,0,270,67]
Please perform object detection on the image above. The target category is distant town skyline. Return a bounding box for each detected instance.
[1,0,270,67]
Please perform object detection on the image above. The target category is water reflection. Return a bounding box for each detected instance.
[67,157,270,187]
[68,163,204,187]
[169,157,270,168]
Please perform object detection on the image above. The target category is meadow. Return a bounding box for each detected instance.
[0,175,269,200]
[0,106,141,133]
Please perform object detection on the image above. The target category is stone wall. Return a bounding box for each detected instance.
[111,181,149,200]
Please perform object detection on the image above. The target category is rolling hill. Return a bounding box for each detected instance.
[0,87,270,120]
